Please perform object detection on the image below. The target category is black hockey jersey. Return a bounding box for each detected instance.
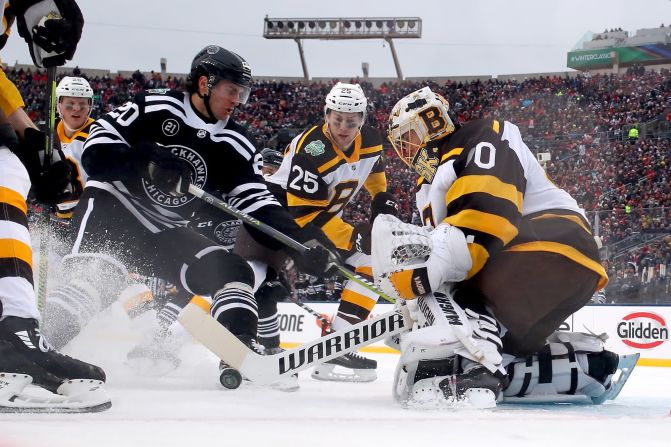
[82,89,300,246]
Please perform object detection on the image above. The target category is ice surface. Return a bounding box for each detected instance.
[2,305,670,447]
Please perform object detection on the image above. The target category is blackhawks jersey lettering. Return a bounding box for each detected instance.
[267,122,386,250]
[416,119,607,288]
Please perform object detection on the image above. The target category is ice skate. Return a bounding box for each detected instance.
[311,351,377,383]
[0,317,110,413]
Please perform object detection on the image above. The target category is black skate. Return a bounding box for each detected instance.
[0,317,110,413]
[311,352,377,382]
[403,359,503,409]
[436,365,504,406]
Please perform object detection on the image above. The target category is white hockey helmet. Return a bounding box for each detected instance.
[56,76,94,101]
[324,82,367,115]
[388,87,455,180]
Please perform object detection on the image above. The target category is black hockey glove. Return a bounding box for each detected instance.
[0,123,19,153]
[293,240,341,277]
[17,127,46,184]
[137,142,191,197]
[13,0,84,68]
[370,191,400,223]
[33,160,72,204]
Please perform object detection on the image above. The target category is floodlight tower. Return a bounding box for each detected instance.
[263,17,422,80]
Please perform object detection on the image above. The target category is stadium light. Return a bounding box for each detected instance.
[263,16,422,80]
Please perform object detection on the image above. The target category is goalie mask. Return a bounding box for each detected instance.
[388,87,456,182]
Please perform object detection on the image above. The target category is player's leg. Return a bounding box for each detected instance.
[502,330,633,404]
[312,252,378,382]
[392,289,507,408]
[256,275,285,354]
[41,187,135,349]
[456,250,626,403]
[0,148,108,412]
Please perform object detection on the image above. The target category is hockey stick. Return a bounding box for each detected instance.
[178,296,407,384]
[187,184,395,304]
[287,294,331,331]
[36,66,57,312]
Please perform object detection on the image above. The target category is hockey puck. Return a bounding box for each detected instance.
[219,368,242,389]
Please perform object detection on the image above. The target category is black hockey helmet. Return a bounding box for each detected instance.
[260,147,283,169]
[187,45,253,103]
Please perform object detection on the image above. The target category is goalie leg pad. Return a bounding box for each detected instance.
[503,331,624,403]
[393,294,506,405]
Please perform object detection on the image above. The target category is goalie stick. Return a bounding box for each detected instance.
[178,296,408,384]
[187,183,395,304]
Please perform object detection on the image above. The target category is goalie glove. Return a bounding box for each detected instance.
[425,223,472,288]
[13,0,84,68]
[372,215,472,300]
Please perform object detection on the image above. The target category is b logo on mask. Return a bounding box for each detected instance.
[418,106,448,136]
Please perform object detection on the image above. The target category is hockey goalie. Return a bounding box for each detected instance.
[372,87,638,408]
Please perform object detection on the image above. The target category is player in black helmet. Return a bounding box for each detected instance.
[42,45,337,388]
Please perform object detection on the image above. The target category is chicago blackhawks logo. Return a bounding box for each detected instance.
[214,220,241,247]
[143,145,207,208]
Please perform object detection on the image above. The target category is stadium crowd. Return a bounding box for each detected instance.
[4,64,670,303]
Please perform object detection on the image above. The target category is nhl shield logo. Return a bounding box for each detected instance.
[305,140,325,156]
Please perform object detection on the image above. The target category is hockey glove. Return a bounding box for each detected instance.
[33,160,72,204]
[293,240,341,277]
[138,142,191,197]
[370,191,400,223]
[17,127,46,184]
[425,223,472,290]
[14,0,84,68]
[0,123,19,153]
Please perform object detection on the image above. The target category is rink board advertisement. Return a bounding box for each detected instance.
[277,303,671,367]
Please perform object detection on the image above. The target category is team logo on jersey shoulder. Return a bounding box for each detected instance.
[162,119,180,136]
[214,220,241,247]
[304,140,325,156]
[146,88,169,94]
[197,129,207,138]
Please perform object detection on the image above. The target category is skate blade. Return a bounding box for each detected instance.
[0,377,112,414]
[0,399,112,413]
[311,364,377,383]
[591,353,640,404]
